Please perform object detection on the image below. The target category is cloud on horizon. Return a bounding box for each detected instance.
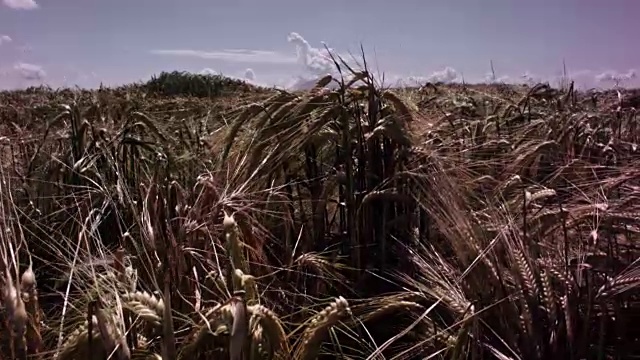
[396,67,590,88]
[244,68,256,81]
[14,62,46,81]
[484,72,511,84]
[595,69,637,84]
[2,0,38,10]
[199,68,219,76]
[398,66,461,87]
[427,66,459,83]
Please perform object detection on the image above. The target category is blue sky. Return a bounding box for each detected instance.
[0,0,638,90]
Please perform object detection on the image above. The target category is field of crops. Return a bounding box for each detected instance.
[1,67,640,359]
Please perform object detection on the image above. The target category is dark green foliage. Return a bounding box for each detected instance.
[143,71,262,98]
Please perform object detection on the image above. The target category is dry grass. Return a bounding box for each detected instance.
[0,65,640,359]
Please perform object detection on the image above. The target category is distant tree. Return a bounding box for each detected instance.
[143,71,258,98]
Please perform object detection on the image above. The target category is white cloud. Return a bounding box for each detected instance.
[13,62,45,81]
[199,68,219,75]
[244,68,256,81]
[286,32,335,76]
[2,0,38,9]
[521,71,540,85]
[393,68,597,88]
[404,75,429,86]
[150,49,297,64]
[595,69,637,84]
[287,75,325,90]
[427,66,459,83]
[382,70,464,88]
[484,72,510,84]
[595,70,617,83]
[0,35,12,45]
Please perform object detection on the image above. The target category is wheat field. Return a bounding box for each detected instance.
[1,62,640,359]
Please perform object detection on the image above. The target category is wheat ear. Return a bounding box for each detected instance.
[20,265,42,358]
[295,296,351,360]
[121,291,165,327]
